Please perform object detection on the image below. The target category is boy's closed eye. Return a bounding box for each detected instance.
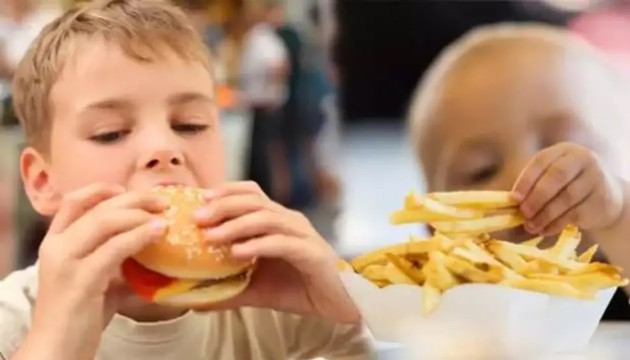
[89,121,210,145]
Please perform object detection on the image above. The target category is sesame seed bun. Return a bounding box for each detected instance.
[124,186,255,307]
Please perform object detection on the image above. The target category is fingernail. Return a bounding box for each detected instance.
[521,204,532,218]
[194,207,211,220]
[511,192,523,202]
[150,219,167,235]
[525,222,539,234]
[204,190,216,201]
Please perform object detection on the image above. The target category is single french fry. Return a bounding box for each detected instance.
[578,244,599,263]
[521,259,560,276]
[390,209,457,225]
[422,278,442,315]
[351,240,439,272]
[361,265,388,282]
[489,240,586,272]
[424,251,459,290]
[386,253,425,284]
[417,197,485,219]
[430,214,525,235]
[521,236,544,247]
[444,255,503,283]
[502,278,593,299]
[427,191,518,209]
[486,241,529,272]
[550,225,580,260]
[383,262,417,285]
[527,272,628,292]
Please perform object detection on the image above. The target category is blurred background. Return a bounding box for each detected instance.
[2,0,630,277]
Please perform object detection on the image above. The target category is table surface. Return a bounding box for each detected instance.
[583,322,630,359]
[374,322,630,359]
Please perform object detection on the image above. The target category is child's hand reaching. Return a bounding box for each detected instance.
[512,142,624,236]
[193,181,360,324]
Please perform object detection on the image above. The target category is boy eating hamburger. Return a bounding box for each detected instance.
[0,1,373,359]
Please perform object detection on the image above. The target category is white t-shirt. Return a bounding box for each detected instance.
[0,266,375,360]
[0,8,60,99]
[239,23,288,107]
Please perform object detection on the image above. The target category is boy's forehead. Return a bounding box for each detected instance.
[51,37,213,108]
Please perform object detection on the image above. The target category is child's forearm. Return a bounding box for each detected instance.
[590,179,630,294]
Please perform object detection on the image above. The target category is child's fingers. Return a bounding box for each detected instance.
[67,209,158,258]
[95,190,169,214]
[512,146,566,201]
[538,196,592,236]
[86,219,167,277]
[204,181,269,201]
[204,210,305,244]
[49,183,126,234]
[194,194,269,227]
[526,168,596,232]
[230,234,330,267]
[518,154,586,218]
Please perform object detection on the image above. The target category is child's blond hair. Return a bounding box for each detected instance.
[12,0,212,152]
[407,22,630,180]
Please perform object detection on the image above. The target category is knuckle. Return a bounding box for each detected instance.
[564,184,585,205]
[546,166,570,184]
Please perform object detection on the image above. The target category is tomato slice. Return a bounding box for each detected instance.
[122,258,175,301]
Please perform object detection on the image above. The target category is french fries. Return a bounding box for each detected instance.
[350,190,629,315]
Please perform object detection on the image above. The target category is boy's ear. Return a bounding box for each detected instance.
[20,147,60,217]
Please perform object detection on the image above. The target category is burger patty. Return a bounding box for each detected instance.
[192,269,250,290]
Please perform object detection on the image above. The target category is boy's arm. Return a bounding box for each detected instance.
[590,179,630,295]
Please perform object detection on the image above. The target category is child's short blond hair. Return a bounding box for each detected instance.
[12,0,212,152]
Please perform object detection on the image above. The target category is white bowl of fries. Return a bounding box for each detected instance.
[340,191,627,359]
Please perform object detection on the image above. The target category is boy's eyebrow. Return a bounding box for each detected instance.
[168,92,215,106]
[81,92,215,112]
[84,98,134,112]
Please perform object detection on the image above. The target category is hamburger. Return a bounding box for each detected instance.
[122,185,255,307]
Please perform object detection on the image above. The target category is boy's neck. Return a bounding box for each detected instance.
[118,297,188,323]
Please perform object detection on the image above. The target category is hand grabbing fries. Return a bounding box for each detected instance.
[351,191,628,314]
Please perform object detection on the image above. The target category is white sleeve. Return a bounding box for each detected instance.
[0,267,38,359]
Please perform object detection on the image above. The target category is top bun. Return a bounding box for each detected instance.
[132,186,254,279]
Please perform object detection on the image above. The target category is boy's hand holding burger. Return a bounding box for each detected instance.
[26,181,359,358]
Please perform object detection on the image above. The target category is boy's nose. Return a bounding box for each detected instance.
[139,150,185,171]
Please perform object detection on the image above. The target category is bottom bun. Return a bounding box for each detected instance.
[155,272,252,308]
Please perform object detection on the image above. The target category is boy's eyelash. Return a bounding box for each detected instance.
[89,123,208,144]
[90,130,130,144]
[172,123,209,133]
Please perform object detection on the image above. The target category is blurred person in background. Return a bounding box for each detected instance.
[0,0,59,125]
[570,0,630,76]
[408,23,630,320]
[239,0,289,202]
[175,0,224,58]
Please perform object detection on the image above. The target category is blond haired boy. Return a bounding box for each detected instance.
[0,1,373,359]
[409,23,630,320]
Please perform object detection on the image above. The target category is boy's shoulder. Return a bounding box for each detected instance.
[0,266,38,359]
